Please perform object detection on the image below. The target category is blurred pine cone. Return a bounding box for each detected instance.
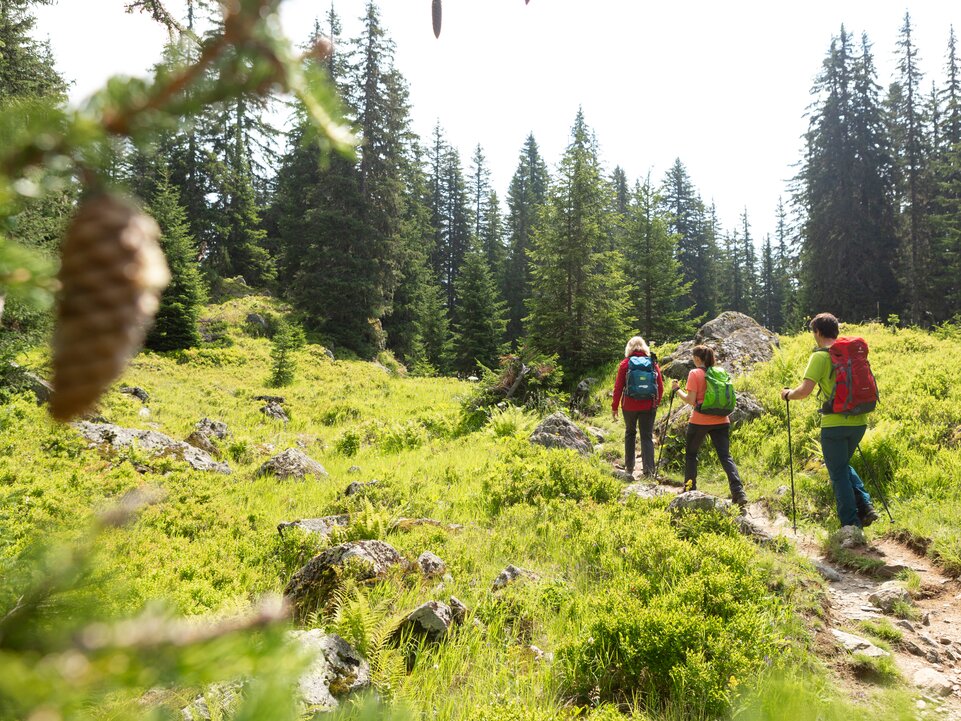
[50,194,169,422]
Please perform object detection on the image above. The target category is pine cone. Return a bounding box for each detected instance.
[50,194,169,422]
[432,0,442,38]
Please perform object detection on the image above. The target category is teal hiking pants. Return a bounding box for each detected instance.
[820,425,872,527]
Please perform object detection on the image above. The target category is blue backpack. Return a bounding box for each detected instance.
[625,355,657,400]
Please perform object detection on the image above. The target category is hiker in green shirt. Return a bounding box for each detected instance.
[780,313,878,528]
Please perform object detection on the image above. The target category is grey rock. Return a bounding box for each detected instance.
[74,421,230,474]
[119,385,150,403]
[254,394,286,404]
[345,479,378,496]
[184,430,220,458]
[325,348,335,362]
[449,596,468,625]
[347,465,362,474]
[138,406,151,418]
[734,515,775,545]
[260,401,289,422]
[896,619,916,633]
[492,564,537,591]
[912,667,954,696]
[836,525,867,549]
[775,485,789,497]
[529,412,593,455]
[285,540,406,617]
[831,628,889,658]
[869,581,913,613]
[728,392,765,426]
[246,313,268,331]
[417,551,446,578]
[815,563,843,582]
[257,449,327,480]
[621,482,672,500]
[877,563,912,580]
[289,630,370,711]
[661,312,779,379]
[5,361,54,404]
[918,633,939,647]
[925,649,941,663]
[905,640,927,657]
[395,601,453,642]
[923,612,932,626]
[667,490,733,515]
[278,515,350,539]
[195,418,229,440]
[586,425,607,443]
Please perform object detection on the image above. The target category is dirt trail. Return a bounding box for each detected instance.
[744,503,961,719]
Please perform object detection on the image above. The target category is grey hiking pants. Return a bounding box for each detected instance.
[623,409,656,476]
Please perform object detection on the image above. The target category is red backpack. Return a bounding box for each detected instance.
[818,337,879,415]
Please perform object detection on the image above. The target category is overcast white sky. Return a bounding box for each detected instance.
[34,1,961,241]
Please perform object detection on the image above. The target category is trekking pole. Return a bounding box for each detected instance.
[856,445,895,522]
[786,397,797,532]
[655,389,676,482]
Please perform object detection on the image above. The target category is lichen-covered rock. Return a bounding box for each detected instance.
[256,449,327,480]
[277,515,350,539]
[661,312,779,380]
[449,596,468,625]
[529,412,592,455]
[119,385,149,403]
[74,421,230,474]
[492,564,538,591]
[195,417,229,440]
[667,491,732,515]
[285,540,405,618]
[289,629,371,711]
[260,401,289,422]
[184,430,220,457]
[417,551,446,577]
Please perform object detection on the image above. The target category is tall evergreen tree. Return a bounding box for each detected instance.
[661,159,714,318]
[469,144,491,241]
[740,209,759,317]
[452,250,507,373]
[480,189,507,290]
[527,110,630,377]
[145,166,205,351]
[623,176,697,341]
[0,0,65,101]
[504,133,549,343]
[427,124,472,312]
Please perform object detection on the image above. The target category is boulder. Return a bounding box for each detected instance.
[284,540,405,616]
[394,601,453,643]
[195,418,229,440]
[345,479,379,496]
[836,525,867,549]
[417,551,446,578]
[325,348,336,362]
[119,385,149,403]
[254,394,286,404]
[288,630,370,711]
[257,449,327,480]
[4,362,54,404]
[868,581,913,614]
[246,313,269,333]
[529,412,592,455]
[74,421,230,474]
[492,564,538,591]
[184,430,220,458]
[815,562,843,582]
[278,515,350,539]
[661,312,779,380]
[667,491,733,515]
[830,629,889,658]
[449,596,468,625]
[260,401,289,422]
[912,667,954,697]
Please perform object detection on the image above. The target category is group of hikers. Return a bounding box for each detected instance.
[611,312,880,530]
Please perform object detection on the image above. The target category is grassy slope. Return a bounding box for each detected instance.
[2,300,943,720]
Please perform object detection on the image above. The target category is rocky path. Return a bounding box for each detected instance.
[744,504,961,719]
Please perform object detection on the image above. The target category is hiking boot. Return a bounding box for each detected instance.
[860,506,880,527]
[733,494,749,510]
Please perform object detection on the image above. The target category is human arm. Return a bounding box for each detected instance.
[781,379,817,401]
[671,370,699,408]
[781,352,824,401]
[612,360,626,418]
[655,363,664,405]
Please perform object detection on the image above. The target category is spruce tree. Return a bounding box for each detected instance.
[526,110,630,377]
[504,133,549,343]
[452,250,507,373]
[145,166,205,351]
[480,190,507,290]
[0,0,65,101]
[661,159,714,318]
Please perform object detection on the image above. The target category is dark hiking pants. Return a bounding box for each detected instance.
[684,423,747,503]
[820,424,872,527]
[623,408,656,476]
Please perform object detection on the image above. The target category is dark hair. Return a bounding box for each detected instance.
[809,312,839,339]
[692,345,716,368]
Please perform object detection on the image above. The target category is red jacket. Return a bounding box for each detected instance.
[612,351,663,412]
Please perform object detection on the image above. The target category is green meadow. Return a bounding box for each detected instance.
[3,297,957,720]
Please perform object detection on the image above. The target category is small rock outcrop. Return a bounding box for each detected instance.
[830,629,889,658]
[394,601,453,643]
[912,667,954,696]
[278,515,350,539]
[417,551,446,577]
[667,491,732,515]
[492,564,537,591]
[345,479,378,496]
[74,421,230,474]
[184,430,220,457]
[246,313,269,333]
[260,401,289,422]
[119,385,149,403]
[5,362,54,404]
[195,417,229,440]
[661,312,779,380]
[256,449,327,479]
[529,413,592,455]
[449,596,468,625]
[285,540,405,617]
[289,630,371,711]
[868,582,914,614]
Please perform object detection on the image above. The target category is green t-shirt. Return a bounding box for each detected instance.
[803,350,869,428]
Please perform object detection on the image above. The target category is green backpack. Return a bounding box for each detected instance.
[698,367,736,416]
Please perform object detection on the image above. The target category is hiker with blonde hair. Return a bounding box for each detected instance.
[612,336,663,477]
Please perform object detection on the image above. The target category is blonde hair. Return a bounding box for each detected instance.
[624,335,650,357]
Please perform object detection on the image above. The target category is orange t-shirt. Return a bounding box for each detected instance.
[686,368,730,426]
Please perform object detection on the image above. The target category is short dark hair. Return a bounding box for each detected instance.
[692,345,716,368]
[809,313,839,339]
